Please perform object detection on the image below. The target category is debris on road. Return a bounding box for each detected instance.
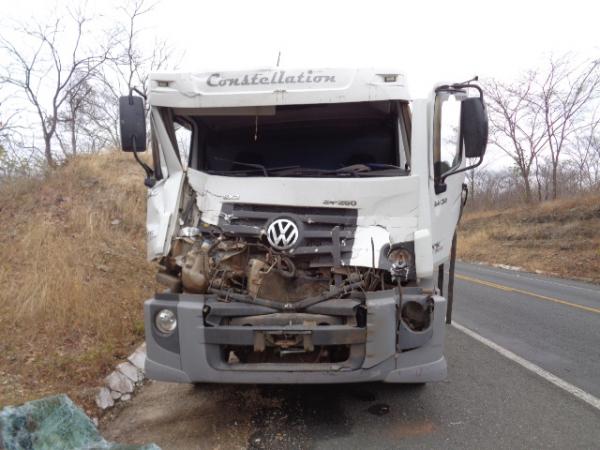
[367,403,391,416]
[0,394,159,450]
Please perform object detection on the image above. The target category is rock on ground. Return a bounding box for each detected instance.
[105,371,134,394]
[117,362,142,383]
[128,344,146,371]
[95,387,114,410]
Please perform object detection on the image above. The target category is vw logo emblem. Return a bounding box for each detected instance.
[267,218,299,250]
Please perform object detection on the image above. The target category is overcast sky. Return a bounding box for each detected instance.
[5,0,599,98]
[3,0,599,167]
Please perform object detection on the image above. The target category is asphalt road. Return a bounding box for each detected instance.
[453,261,600,399]
[102,263,600,449]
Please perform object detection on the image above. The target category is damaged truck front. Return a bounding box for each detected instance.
[119,68,488,384]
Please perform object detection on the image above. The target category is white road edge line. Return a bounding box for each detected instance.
[452,321,600,411]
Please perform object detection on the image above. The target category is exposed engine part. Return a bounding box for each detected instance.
[226,345,351,364]
[276,255,296,278]
[253,330,316,353]
[246,258,270,298]
[157,228,397,309]
[180,242,211,293]
[179,226,201,238]
[155,272,182,292]
[210,280,364,311]
[229,313,344,327]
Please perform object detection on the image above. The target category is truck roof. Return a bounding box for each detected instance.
[148,68,410,109]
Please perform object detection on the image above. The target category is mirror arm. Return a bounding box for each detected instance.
[435,80,485,102]
[131,135,156,187]
[436,80,486,185]
[129,87,147,101]
[440,155,484,184]
[451,82,484,101]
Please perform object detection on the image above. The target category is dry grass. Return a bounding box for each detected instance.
[1,153,597,412]
[0,151,155,411]
[458,194,600,283]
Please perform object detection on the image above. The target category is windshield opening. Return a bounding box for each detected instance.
[179,101,410,177]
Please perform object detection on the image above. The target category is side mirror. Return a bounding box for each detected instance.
[436,81,488,188]
[119,96,147,152]
[460,97,488,158]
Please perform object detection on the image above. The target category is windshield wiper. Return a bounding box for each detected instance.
[208,158,303,177]
[333,163,407,177]
[267,166,330,176]
[206,168,264,176]
[230,160,269,176]
[268,165,405,177]
[337,163,403,172]
[365,163,404,171]
[206,161,406,177]
[209,156,271,176]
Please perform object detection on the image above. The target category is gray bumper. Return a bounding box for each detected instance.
[144,292,447,384]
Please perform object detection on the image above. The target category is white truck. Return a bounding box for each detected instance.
[119,68,487,384]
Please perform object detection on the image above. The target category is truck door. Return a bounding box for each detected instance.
[146,109,185,260]
[430,91,466,267]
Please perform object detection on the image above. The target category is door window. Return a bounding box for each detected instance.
[433,93,462,184]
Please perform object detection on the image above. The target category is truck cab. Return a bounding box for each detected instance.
[119,68,487,383]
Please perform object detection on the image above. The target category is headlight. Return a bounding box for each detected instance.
[388,247,413,282]
[155,309,177,334]
[388,247,411,265]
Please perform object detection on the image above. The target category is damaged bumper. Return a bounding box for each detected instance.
[144,290,447,384]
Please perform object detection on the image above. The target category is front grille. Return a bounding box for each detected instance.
[219,203,358,266]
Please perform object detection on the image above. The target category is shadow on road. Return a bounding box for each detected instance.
[103,381,431,450]
[244,383,427,449]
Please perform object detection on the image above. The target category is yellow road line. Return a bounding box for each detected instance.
[455,273,600,315]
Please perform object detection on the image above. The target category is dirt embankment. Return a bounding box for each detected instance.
[458,194,600,283]
[0,152,155,413]
[2,155,597,413]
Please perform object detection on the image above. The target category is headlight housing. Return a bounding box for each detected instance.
[155,309,177,334]
[388,247,413,282]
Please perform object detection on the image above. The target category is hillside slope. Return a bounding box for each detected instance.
[0,152,155,411]
[2,155,598,411]
[458,194,600,283]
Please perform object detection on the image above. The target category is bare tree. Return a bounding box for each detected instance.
[0,10,115,166]
[91,0,178,149]
[531,55,600,199]
[0,100,18,147]
[485,75,549,203]
[464,167,526,211]
[568,115,600,190]
[0,95,34,177]
[58,74,94,156]
[589,134,600,188]
[0,122,37,177]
